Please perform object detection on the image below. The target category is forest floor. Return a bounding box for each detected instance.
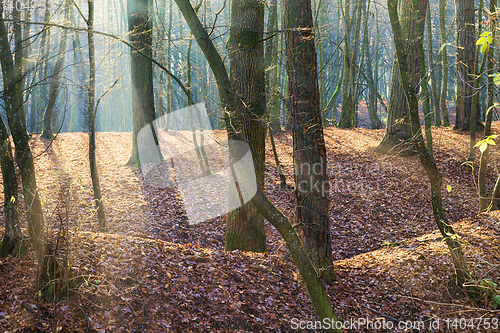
[0,125,500,332]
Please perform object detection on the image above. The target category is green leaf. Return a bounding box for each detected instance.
[476,37,486,45]
[481,42,488,53]
[489,135,499,139]
[494,74,500,86]
[10,196,15,204]
[446,185,452,193]
[480,31,491,37]
[487,35,493,44]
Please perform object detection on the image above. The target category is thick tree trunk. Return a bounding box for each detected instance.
[126,0,159,167]
[284,0,335,283]
[454,0,476,131]
[225,0,267,253]
[0,118,25,257]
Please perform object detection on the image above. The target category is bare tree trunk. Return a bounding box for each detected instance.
[86,0,107,232]
[426,5,441,127]
[284,0,335,283]
[40,0,70,139]
[454,0,476,131]
[0,118,25,257]
[126,0,160,166]
[225,0,267,253]
[439,0,450,126]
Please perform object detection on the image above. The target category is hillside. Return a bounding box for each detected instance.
[0,125,499,332]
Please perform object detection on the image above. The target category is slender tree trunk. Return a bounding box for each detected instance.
[339,0,362,128]
[481,0,498,211]
[225,0,267,253]
[389,0,474,291]
[284,0,335,283]
[427,5,441,127]
[40,0,70,139]
[439,0,450,126]
[265,0,280,131]
[0,5,65,301]
[364,0,382,129]
[86,0,107,232]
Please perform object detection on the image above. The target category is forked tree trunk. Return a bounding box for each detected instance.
[225,0,267,253]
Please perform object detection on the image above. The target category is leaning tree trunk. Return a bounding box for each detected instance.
[225,0,267,253]
[284,0,335,283]
[389,0,473,290]
[375,0,425,155]
[0,6,67,301]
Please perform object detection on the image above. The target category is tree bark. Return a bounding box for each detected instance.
[439,0,450,126]
[0,117,25,257]
[225,0,267,253]
[86,0,107,232]
[426,6,441,127]
[126,0,160,166]
[364,0,383,129]
[284,0,335,283]
[454,0,477,131]
[375,0,425,155]
[40,0,70,139]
